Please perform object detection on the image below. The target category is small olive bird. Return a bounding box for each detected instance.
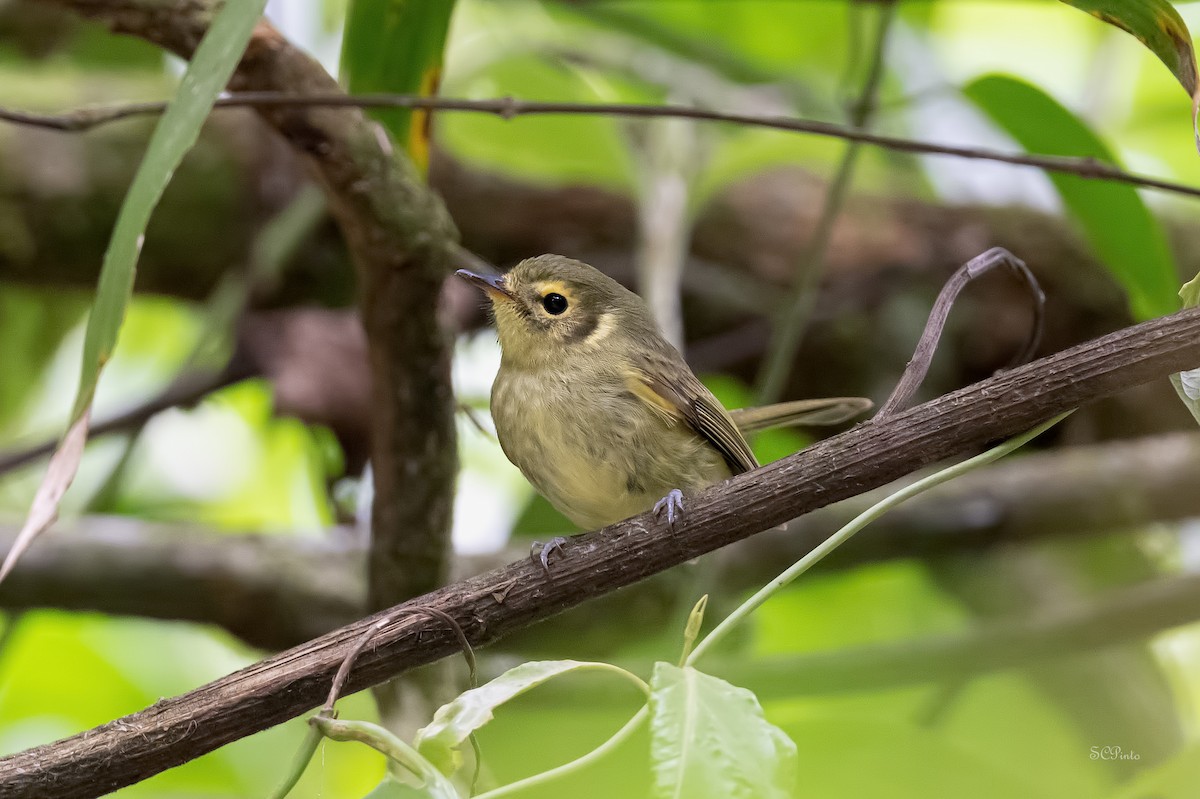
[458,255,869,566]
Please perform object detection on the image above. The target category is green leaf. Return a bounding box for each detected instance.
[415,660,648,776]
[340,0,455,171]
[363,776,445,798]
[648,663,796,799]
[1171,269,1200,424]
[311,716,459,799]
[0,0,267,583]
[1058,0,1199,99]
[679,595,708,665]
[1181,269,1200,308]
[964,74,1179,320]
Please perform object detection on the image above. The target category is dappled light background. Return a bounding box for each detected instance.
[0,1,1199,797]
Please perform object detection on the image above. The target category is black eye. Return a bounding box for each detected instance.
[542,293,568,315]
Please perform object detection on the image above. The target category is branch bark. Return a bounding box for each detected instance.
[37,0,460,613]
[4,430,1199,651]
[1,307,1199,797]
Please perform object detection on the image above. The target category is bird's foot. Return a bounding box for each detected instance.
[530,536,570,575]
[653,488,685,531]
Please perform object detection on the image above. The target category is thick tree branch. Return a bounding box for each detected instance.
[0,519,361,648]
[4,430,1199,651]
[35,0,460,613]
[1,307,1199,797]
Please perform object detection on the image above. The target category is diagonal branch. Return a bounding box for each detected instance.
[2,306,1199,798]
[3,429,1200,651]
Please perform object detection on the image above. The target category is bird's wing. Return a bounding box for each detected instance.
[729,397,873,434]
[625,354,759,475]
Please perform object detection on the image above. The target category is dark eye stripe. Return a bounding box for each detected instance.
[562,310,600,343]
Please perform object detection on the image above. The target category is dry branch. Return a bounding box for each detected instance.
[1,307,1199,797]
[4,430,1199,651]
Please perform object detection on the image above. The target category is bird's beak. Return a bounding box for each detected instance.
[456,269,515,303]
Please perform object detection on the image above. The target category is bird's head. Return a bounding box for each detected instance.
[457,255,652,370]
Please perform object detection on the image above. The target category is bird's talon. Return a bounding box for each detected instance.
[653,489,685,530]
[530,536,569,575]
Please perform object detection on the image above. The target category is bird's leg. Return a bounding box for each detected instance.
[530,536,570,575]
[653,488,685,530]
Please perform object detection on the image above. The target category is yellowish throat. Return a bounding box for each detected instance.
[458,255,869,537]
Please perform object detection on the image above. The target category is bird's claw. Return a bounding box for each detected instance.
[530,536,569,575]
[653,489,685,530]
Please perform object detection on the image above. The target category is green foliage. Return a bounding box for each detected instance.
[439,53,637,190]
[364,777,450,798]
[964,74,1179,320]
[3,1,1200,797]
[415,660,648,776]
[1058,0,1199,98]
[71,0,266,423]
[0,288,87,431]
[0,0,270,583]
[648,663,797,799]
[1108,743,1200,799]
[1170,269,1200,423]
[340,0,455,170]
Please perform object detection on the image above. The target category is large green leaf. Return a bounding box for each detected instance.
[1170,269,1200,423]
[648,663,796,799]
[1059,0,1199,99]
[340,0,455,171]
[0,0,267,583]
[415,660,648,776]
[964,74,1179,320]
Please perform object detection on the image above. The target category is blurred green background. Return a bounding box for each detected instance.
[1,0,1199,796]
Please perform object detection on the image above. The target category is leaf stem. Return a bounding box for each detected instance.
[686,411,1074,665]
[473,707,649,799]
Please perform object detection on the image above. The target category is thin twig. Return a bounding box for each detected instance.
[1,93,1199,199]
[877,247,1045,417]
[755,0,897,403]
[326,605,478,713]
[0,365,252,477]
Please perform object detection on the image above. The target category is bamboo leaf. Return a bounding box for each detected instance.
[965,74,1179,321]
[1058,0,1200,140]
[1059,0,1198,97]
[340,0,455,171]
[0,0,268,583]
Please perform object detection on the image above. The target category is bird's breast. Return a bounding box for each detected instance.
[490,366,729,529]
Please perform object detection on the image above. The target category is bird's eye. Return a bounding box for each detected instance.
[542,293,569,315]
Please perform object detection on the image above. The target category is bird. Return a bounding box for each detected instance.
[457,254,870,569]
